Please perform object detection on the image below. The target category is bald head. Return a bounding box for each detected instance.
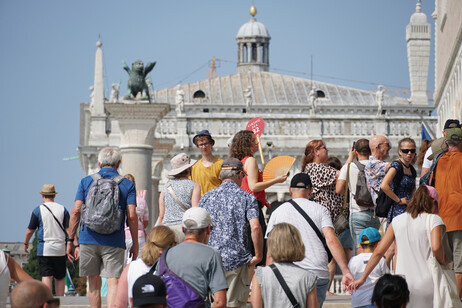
[11,280,53,308]
[369,135,391,161]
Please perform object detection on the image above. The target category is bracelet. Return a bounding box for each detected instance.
[67,238,74,242]
[75,244,80,248]
[24,243,28,246]
[396,198,401,204]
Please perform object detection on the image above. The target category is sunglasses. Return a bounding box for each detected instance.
[400,149,416,154]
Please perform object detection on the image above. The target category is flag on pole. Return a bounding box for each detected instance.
[422,124,432,142]
[65,267,76,295]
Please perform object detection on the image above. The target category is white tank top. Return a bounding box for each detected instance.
[0,252,11,308]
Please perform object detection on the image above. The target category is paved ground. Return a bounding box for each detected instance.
[6,295,353,307]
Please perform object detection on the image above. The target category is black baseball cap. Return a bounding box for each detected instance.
[290,173,312,189]
[443,119,461,130]
[132,273,167,307]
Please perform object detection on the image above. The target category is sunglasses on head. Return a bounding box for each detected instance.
[400,148,416,154]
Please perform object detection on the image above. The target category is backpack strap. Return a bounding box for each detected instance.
[158,246,205,300]
[288,200,333,262]
[113,175,125,184]
[343,163,350,210]
[90,173,102,181]
[269,264,300,308]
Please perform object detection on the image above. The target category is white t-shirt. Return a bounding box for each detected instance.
[393,213,444,308]
[422,147,433,169]
[127,258,153,304]
[338,160,370,213]
[349,253,389,307]
[266,198,334,279]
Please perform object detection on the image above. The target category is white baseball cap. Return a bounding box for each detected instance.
[182,207,214,230]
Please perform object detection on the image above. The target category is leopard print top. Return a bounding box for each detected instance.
[304,163,344,223]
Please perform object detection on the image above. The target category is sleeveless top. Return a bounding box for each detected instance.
[0,252,10,308]
[241,156,267,207]
[162,178,195,225]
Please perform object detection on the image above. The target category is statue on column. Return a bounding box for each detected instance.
[109,82,120,103]
[309,88,317,116]
[175,85,185,115]
[123,60,156,103]
[243,86,253,110]
[376,85,385,117]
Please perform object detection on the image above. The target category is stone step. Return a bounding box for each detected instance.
[7,295,352,307]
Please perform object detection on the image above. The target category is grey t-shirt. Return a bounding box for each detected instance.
[160,242,228,300]
[255,262,317,308]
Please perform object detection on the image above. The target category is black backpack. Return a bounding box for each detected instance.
[351,160,374,207]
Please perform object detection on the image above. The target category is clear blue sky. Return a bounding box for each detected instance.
[0,1,435,241]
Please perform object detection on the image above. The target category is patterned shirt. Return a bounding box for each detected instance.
[199,180,259,271]
[364,156,388,204]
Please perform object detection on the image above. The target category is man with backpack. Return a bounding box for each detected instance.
[67,147,139,308]
[364,135,391,204]
[434,127,462,297]
[158,207,228,308]
[336,139,380,251]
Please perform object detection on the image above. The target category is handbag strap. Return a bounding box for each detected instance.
[343,163,350,210]
[269,264,300,308]
[41,203,68,239]
[166,181,188,211]
[288,199,332,261]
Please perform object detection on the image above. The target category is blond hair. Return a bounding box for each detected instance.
[141,226,176,266]
[267,223,305,262]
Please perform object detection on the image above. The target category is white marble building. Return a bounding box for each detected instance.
[79,4,437,225]
[433,0,462,135]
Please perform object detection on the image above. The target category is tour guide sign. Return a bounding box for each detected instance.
[246,117,265,166]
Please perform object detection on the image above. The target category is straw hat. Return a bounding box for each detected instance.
[168,153,197,176]
[40,184,57,196]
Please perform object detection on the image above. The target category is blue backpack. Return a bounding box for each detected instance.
[419,151,445,186]
[158,247,207,308]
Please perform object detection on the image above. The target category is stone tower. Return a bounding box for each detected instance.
[406,0,431,105]
[236,5,271,74]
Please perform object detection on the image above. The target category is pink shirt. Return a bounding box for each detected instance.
[125,190,149,239]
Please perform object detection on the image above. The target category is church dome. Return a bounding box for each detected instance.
[236,17,270,38]
[410,1,428,24]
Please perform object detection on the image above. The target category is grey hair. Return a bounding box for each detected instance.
[447,139,461,147]
[220,169,240,181]
[98,147,121,167]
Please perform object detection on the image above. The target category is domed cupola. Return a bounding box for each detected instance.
[236,5,271,73]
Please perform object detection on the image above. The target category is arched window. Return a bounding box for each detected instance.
[193,90,206,99]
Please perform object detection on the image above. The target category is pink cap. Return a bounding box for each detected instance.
[425,185,439,203]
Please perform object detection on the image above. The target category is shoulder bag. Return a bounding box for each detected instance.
[332,164,350,234]
[375,161,403,218]
[166,181,188,211]
[41,203,68,239]
[288,199,333,262]
[269,264,300,308]
[425,214,462,308]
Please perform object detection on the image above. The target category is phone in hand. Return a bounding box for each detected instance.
[352,141,356,150]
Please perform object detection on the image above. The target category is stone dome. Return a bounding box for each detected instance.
[410,11,427,24]
[236,17,270,38]
[410,1,428,24]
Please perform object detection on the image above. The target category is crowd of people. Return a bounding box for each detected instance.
[4,119,462,308]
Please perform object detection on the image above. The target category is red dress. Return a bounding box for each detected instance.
[241,156,268,207]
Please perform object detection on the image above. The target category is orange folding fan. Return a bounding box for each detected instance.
[262,155,296,182]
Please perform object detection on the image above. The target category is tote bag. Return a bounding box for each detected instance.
[426,215,462,308]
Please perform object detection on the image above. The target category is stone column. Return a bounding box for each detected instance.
[247,43,252,63]
[257,43,261,63]
[105,103,170,218]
